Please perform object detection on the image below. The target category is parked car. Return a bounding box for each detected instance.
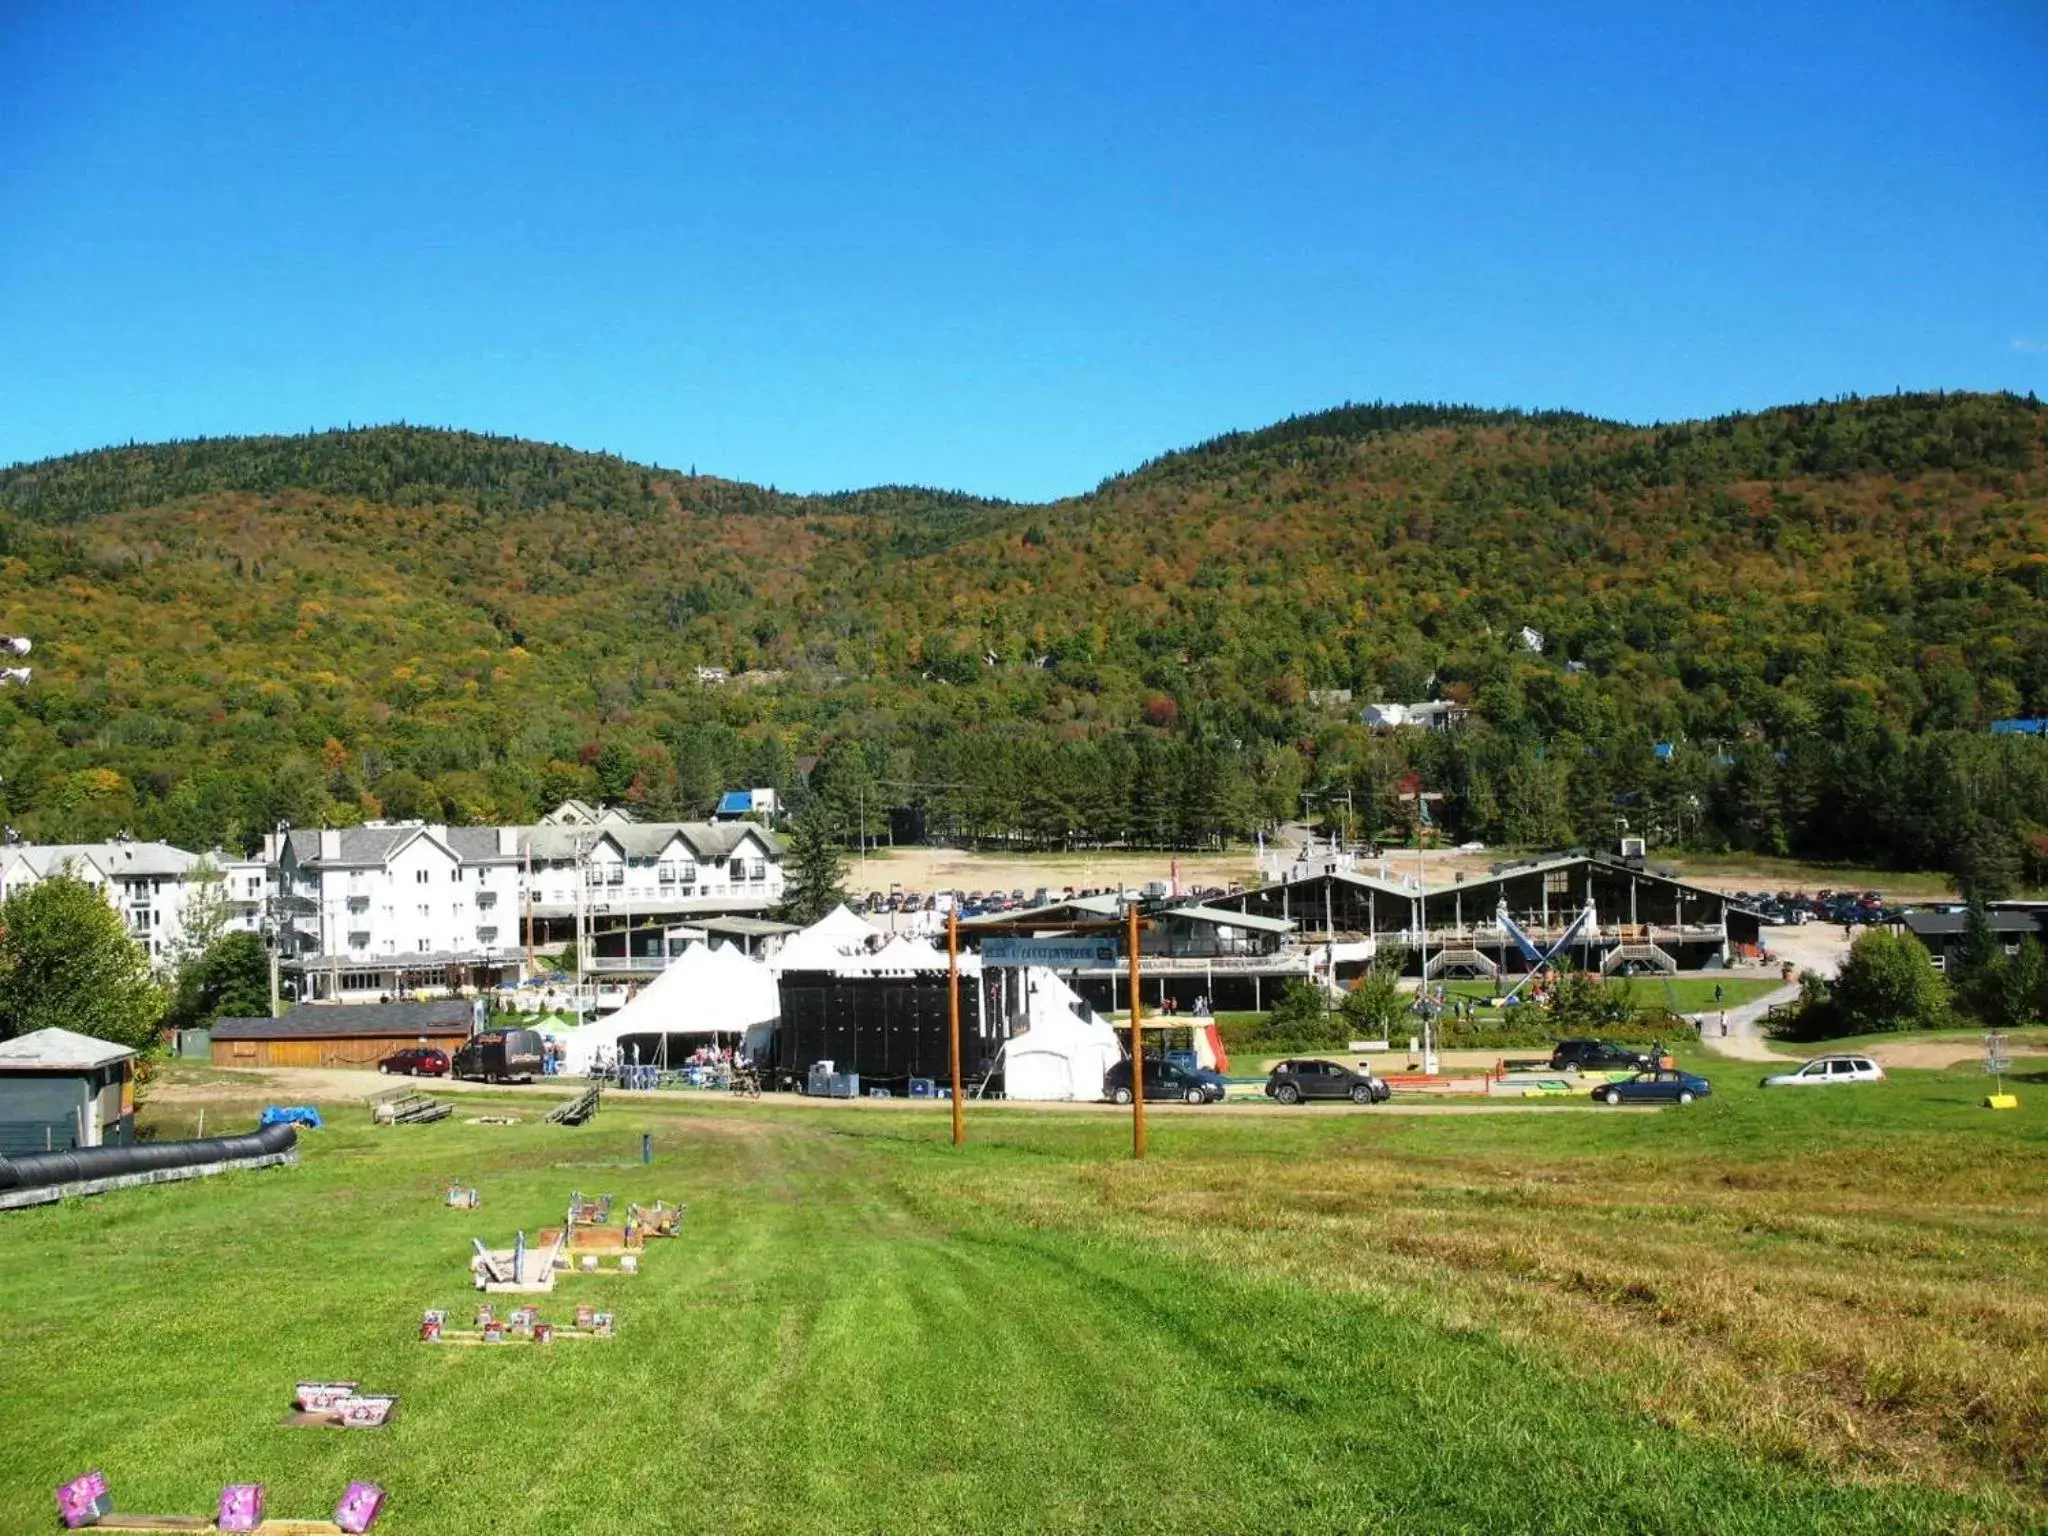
[1761,1055,1884,1088]
[377,1046,448,1077]
[1265,1058,1391,1106]
[1592,1068,1713,1105]
[1549,1039,1652,1073]
[1103,1058,1229,1105]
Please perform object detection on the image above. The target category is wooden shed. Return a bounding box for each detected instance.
[210,1000,473,1069]
[0,1028,137,1153]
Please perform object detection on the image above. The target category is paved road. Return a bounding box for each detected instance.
[1689,982,1802,1062]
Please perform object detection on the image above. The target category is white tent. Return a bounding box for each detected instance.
[559,942,779,1074]
[769,904,883,972]
[866,934,952,973]
[999,969,1123,1102]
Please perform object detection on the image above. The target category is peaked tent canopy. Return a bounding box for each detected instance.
[770,904,884,972]
[557,943,780,1074]
[1000,970,1123,1102]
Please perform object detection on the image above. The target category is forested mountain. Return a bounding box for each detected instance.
[2,392,2045,886]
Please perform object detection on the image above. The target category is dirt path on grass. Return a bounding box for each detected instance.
[1692,983,1802,1063]
[151,1065,1622,1116]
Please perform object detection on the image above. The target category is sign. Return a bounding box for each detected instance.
[980,938,1120,968]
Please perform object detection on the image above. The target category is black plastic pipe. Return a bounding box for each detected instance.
[0,1120,298,1193]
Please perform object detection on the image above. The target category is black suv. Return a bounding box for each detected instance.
[1265,1058,1391,1106]
[1549,1039,1651,1073]
[1103,1058,1229,1105]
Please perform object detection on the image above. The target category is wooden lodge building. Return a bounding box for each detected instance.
[210,1000,473,1069]
[963,850,1763,1009]
[1209,850,1762,981]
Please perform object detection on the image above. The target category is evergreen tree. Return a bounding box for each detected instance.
[775,804,848,927]
[594,742,637,804]
[0,875,167,1049]
[1951,900,2003,1017]
[809,738,880,847]
[1955,817,2022,902]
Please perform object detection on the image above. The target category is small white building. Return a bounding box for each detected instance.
[0,1028,138,1151]
[714,788,780,822]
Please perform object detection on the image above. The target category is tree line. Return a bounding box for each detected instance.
[2,393,2045,884]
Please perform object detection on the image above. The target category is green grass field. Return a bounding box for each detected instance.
[1773,1026,2048,1057]
[3,1064,2044,1534]
[1440,976,1784,1013]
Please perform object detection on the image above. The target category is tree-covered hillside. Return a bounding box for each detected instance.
[2,392,2045,885]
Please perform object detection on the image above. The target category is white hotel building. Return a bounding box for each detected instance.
[265,811,785,1002]
[0,839,269,965]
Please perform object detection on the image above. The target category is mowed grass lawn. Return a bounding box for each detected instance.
[3,1064,2045,1534]
[1439,976,1784,1013]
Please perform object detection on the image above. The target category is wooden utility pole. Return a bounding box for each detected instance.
[1127,898,1146,1160]
[946,907,965,1145]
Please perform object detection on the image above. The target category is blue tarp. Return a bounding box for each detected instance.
[260,1105,324,1129]
[1990,718,2048,736]
[716,790,752,815]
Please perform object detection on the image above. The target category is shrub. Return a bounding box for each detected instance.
[1828,930,1949,1035]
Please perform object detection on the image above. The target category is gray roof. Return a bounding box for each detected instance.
[0,841,201,881]
[212,1000,474,1040]
[281,826,424,867]
[286,820,782,870]
[962,894,1124,928]
[0,1027,136,1071]
[962,895,1295,935]
[1901,910,2046,939]
[1168,903,1296,934]
[1228,865,1423,903]
[699,916,802,937]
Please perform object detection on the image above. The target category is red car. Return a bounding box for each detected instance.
[377,1046,449,1077]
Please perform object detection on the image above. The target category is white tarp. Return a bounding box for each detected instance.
[557,942,779,1073]
[1000,969,1122,1102]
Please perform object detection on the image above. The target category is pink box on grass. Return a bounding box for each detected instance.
[55,1470,112,1528]
[218,1483,265,1530]
[335,1479,386,1532]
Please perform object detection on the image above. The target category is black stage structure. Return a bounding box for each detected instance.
[769,967,1020,1095]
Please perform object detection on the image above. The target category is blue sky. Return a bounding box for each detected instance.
[2,0,2043,501]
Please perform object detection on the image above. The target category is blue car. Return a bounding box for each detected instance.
[1592,1068,1712,1106]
